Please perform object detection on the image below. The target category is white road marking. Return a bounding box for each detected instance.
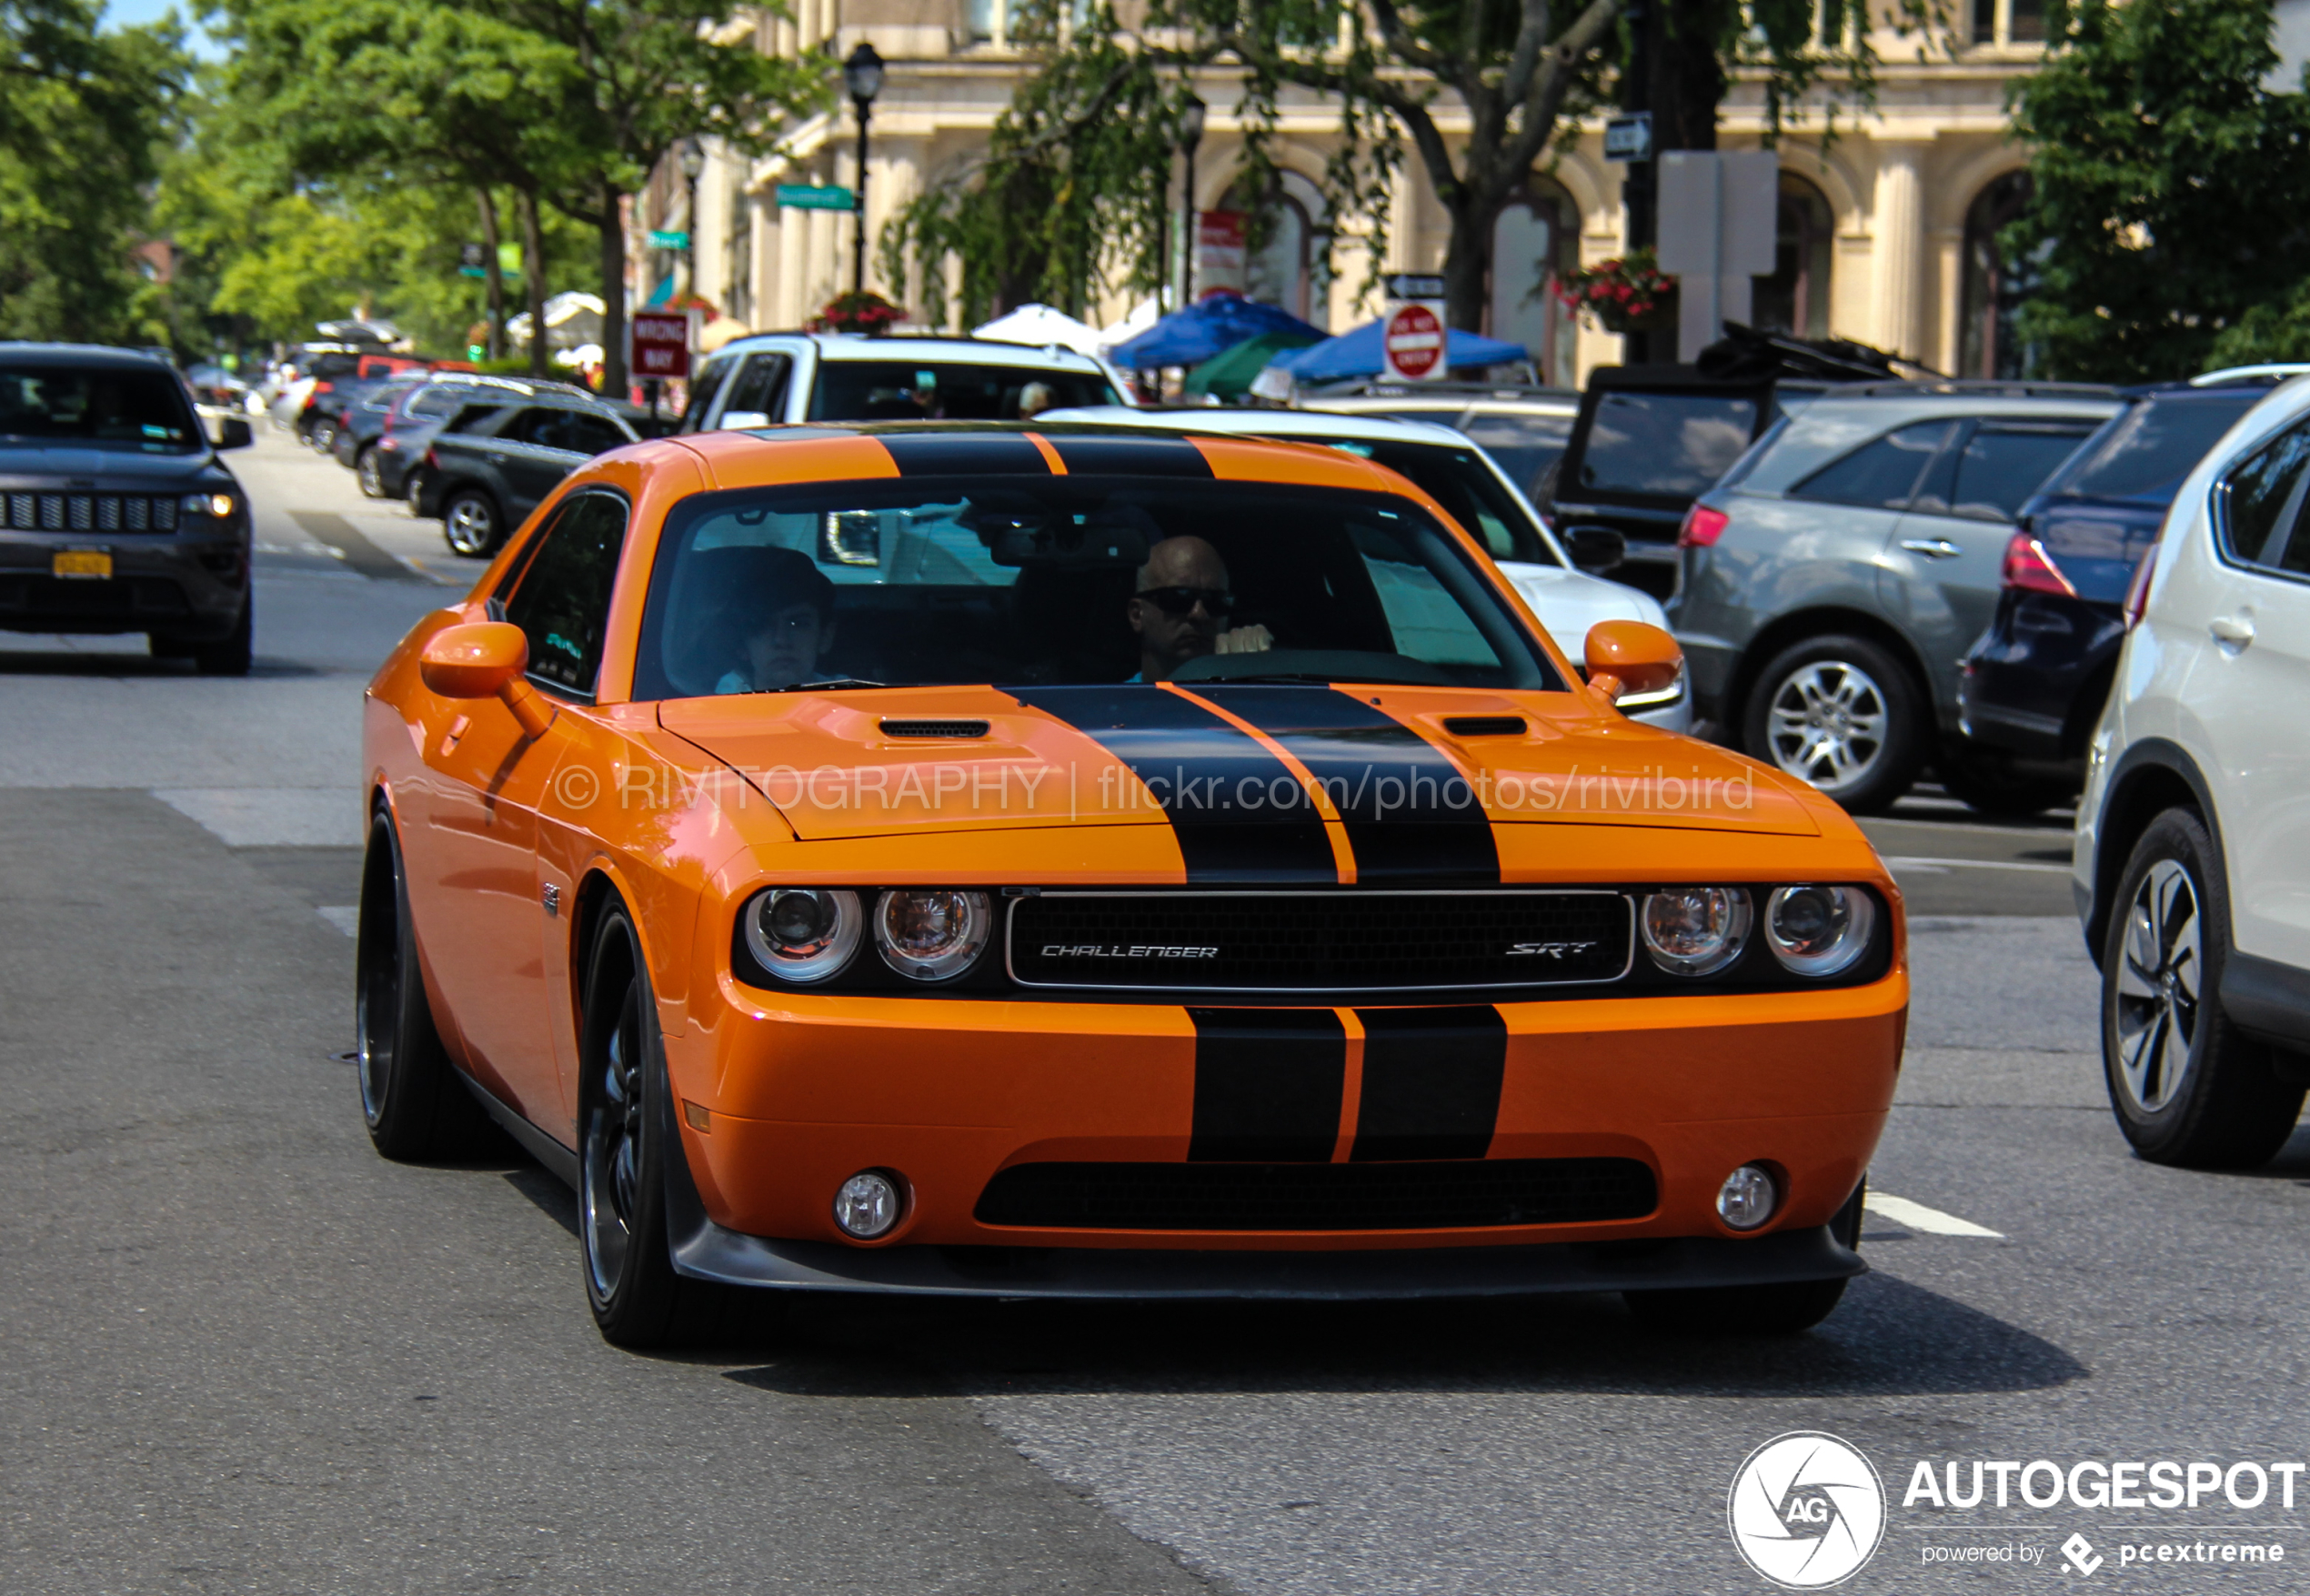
[316,906,359,939]
[1883,855,2073,875]
[1865,1192,2004,1237]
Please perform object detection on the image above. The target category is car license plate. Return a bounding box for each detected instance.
[52,549,112,579]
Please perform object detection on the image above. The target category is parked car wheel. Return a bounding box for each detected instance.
[355,445,385,498]
[357,809,496,1160]
[1742,634,1926,815]
[2101,809,2304,1169]
[310,420,337,452]
[1938,748,2075,818]
[442,489,504,557]
[191,598,253,678]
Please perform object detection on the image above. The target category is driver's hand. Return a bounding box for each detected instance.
[1215,623,1274,655]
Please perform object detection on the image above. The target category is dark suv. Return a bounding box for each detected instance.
[414,392,637,557]
[0,345,255,673]
[1956,373,2292,796]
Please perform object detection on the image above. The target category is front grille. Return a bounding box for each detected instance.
[975,1158,1659,1230]
[1008,890,1632,992]
[3,492,177,533]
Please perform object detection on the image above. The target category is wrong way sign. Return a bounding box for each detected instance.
[1381,303,1444,382]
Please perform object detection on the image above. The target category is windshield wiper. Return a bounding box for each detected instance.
[768,678,892,692]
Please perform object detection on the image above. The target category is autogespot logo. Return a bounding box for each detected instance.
[1729,1432,1888,1589]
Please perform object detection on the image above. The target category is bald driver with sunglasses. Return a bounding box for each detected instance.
[1125,535,1274,682]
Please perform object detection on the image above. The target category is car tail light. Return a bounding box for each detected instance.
[1678,503,1730,548]
[2000,531,2076,597]
[2123,543,2158,630]
[312,380,333,394]
[423,447,439,471]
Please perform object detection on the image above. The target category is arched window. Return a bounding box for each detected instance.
[1487,182,1579,385]
[1753,174,1833,339]
[1240,171,1331,328]
[1960,171,2036,378]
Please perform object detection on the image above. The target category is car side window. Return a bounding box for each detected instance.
[1790,421,1956,510]
[502,494,630,698]
[1942,423,2099,521]
[2217,418,2310,569]
[680,356,732,432]
[718,353,791,427]
[444,403,512,436]
[527,409,628,456]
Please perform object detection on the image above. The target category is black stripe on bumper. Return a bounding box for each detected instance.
[1006,684,1338,883]
[1351,1006,1506,1162]
[1193,685,1500,885]
[1188,1008,1344,1162]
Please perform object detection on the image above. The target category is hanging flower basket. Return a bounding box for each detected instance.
[810,290,907,334]
[1554,249,1677,335]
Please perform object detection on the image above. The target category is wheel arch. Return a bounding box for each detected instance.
[2087,738,2228,969]
[1731,606,1939,745]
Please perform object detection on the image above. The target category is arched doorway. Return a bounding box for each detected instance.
[1961,171,2036,377]
[1487,182,1579,385]
[1240,171,1331,328]
[1753,174,1833,338]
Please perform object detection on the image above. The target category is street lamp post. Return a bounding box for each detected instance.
[678,136,705,301]
[843,43,886,299]
[1177,92,1205,309]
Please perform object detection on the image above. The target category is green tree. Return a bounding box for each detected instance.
[2009,0,2310,381]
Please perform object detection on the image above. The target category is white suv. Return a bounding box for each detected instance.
[679,333,1129,429]
[2074,377,2310,1167]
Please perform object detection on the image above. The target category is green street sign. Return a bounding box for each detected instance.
[777,185,855,211]
[648,229,690,250]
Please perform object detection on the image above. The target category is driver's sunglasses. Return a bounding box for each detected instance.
[1137,586,1236,617]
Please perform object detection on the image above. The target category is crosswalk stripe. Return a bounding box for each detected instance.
[1865,1192,2004,1237]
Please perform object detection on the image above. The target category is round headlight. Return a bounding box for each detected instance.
[1641,887,1752,976]
[743,887,860,982]
[1717,1163,1778,1231]
[1765,886,1875,978]
[874,888,992,981]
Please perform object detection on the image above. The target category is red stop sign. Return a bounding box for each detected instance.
[1382,303,1444,381]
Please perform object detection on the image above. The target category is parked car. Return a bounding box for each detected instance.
[1957,372,2304,805]
[1300,382,1581,503]
[367,375,588,502]
[1668,383,2121,814]
[0,343,256,673]
[413,390,638,557]
[678,333,1128,431]
[330,373,429,473]
[358,420,1902,1345]
[2073,376,2310,1169]
[1040,403,1690,730]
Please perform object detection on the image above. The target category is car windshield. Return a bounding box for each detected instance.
[632,475,1562,699]
[1454,411,1574,497]
[1304,437,1555,565]
[1577,390,1757,497]
[0,364,201,453]
[806,362,1119,422]
[2045,396,2259,505]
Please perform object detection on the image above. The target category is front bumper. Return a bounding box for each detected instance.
[0,527,248,637]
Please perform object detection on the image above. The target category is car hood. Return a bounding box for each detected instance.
[0,447,220,487]
[658,683,1815,846]
[1495,560,1667,655]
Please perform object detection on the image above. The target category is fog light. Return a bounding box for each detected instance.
[874,888,991,981]
[833,1170,901,1240]
[1717,1164,1777,1231]
[1641,887,1752,976]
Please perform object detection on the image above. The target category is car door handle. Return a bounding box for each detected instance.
[2210,614,2255,647]
[1899,538,1964,558]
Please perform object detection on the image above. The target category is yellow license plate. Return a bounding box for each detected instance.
[52,549,111,579]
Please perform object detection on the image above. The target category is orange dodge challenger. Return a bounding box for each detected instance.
[357,423,1905,1347]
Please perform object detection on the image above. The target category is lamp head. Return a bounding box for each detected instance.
[678,136,705,182]
[845,41,887,105]
[1179,91,1206,152]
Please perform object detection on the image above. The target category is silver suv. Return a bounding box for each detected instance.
[1667,384,2119,813]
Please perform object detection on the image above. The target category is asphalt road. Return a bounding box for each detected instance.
[3,427,2305,1594]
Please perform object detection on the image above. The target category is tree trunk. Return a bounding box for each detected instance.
[598,193,628,399]
[1441,197,1491,333]
[517,187,549,379]
[477,189,506,360]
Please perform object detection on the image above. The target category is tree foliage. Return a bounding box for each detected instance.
[2009,0,2310,381]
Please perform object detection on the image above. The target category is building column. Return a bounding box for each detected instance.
[1870,141,1928,362]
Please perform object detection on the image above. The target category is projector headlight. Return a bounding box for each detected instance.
[182,491,235,519]
[1640,887,1752,977]
[1764,886,1875,978]
[874,888,992,981]
[742,888,860,982]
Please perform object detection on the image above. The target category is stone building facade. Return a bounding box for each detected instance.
[644,0,2052,385]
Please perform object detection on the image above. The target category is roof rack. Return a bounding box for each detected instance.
[2189,364,2310,386]
[1303,377,1576,400]
[1836,378,2123,399]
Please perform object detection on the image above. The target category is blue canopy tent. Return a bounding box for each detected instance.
[1267,318,1530,385]
[1107,296,1326,371]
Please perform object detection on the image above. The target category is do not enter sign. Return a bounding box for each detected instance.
[1382,303,1444,381]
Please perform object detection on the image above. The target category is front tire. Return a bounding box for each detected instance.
[357,808,495,1159]
[442,489,503,558]
[2101,809,2303,1168]
[1743,634,1925,815]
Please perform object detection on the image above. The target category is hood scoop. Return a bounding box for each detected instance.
[879,717,991,739]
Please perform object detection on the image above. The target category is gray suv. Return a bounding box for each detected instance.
[1668,385,2119,813]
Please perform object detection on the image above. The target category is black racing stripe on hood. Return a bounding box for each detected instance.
[1007,684,1338,883]
[1191,685,1501,885]
[1350,1007,1505,1162]
[1188,1007,1345,1162]
[1044,434,1214,477]
[878,432,1053,476]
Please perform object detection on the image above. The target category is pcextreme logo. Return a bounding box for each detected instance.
[1729,1431,1889,1589]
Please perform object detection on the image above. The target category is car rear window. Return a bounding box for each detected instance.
[1937,423,2099,521]
[1790,421,1957,509]
[1455,410,1574,497]
[807,362,1118,422]
[1576,391,1757,497]
[2045,396,2259,504]
[0,363,202,453]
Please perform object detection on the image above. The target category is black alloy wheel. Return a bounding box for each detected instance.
[356,808,495,1159]
[1622,1182,1863,1335]
[2101,808,2303,1168]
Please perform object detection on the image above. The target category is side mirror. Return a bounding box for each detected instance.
[217,416,253,450]
[1583,619,1682,705]
[418,621,555,737]
[1562,525,1625,574]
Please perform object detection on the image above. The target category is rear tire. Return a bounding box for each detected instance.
[2101,809,2304,1168]
[356,445,385,498]
[1622,1184,1862,1335]
[357,809,497,1159]
[1742,634,1926,815]
[442,489,503,557]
